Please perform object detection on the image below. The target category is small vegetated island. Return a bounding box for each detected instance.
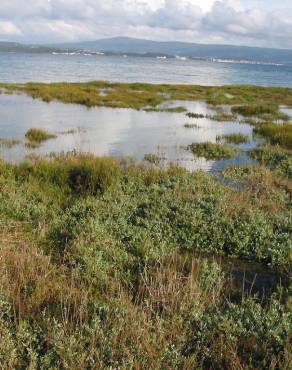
[0,81,291,369]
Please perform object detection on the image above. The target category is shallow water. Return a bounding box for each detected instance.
[281,106,292,118]
[0,94,260,171]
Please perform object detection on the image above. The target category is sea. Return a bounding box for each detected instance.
[0,52,292,86]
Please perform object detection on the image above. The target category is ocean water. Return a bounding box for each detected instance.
[0,52,292,86]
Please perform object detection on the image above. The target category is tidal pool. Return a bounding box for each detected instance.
[0,94,260,171]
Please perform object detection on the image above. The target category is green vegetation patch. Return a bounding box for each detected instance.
[190,142,238,160]
[208,112,236,122]
[217,133,249,144]
[0,154,291,368]
[250,144,292,178]
[232,104,289,123]
[254,123,292,149]
[16,153,120,195]
[2,82,292,112]
[25,128,56,144]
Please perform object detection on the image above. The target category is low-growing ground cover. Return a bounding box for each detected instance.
[0,151,291,369]
[0,153,291,369]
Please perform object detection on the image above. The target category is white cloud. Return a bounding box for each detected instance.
[0,0,291,48]
[0,21,22,36]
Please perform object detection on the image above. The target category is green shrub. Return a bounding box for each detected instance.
[184,298,292,369]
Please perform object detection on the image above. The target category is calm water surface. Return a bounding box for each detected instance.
[0,94,260,171]
[1,52,292,86]
[1,52,289,171]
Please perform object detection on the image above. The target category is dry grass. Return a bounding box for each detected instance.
[0,223,87,324]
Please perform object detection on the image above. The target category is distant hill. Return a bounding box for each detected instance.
[53,37,292,65]
[1,37,292,65]
[0,41,63,54]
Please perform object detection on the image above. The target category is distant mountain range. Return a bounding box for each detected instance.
[0,41,62,54]
[1,37,292,65]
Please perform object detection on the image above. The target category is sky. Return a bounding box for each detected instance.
[0,0,292,49]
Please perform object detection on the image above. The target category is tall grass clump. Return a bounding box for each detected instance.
[232,104,278,117]
[254,123,292,149]
[25,128,56,144]
[231,104,289,123]
[16,153,120,195]
[189,142,238,160]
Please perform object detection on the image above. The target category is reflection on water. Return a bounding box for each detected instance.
[280,106,292,119]
[0,94,259,171]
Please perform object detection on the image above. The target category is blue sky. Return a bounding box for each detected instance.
[0,0,292,49]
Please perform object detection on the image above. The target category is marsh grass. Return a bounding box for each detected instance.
[217,133,249,144]
[0,154,291,368]
[186,112,205,119]
[25,128,56,144]
[250,144,292,178]
[0,138,21,148]
[190,142,238,160]
[184,123,201,129]
[144,106,187,113]
[222,165,291,213]
[254,123,292,149]
[208,112,236,122]
[232,104,278,117]
[17,153,120,195]
[232,104,290,123]
[144,153,165,165]
[2,82,292,112]
[59,128,77,135]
